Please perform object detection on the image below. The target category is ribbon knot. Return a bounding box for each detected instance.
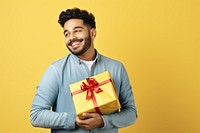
[80,78,103,100]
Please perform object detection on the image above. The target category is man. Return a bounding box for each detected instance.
[30,7,137,133]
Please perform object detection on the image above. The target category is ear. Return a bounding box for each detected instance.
[90,28,96,39]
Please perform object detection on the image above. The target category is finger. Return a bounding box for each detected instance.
[82,112,97,118]
[76,120,92,131]
[76,117,90,126]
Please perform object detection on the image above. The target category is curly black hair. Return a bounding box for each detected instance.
[58,7,96,28]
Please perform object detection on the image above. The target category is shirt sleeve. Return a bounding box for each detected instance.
[101,63,137,129]
[30,65,76,130]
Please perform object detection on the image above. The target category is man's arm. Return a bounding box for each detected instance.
[101,63,137,129]
[30,65,76,130]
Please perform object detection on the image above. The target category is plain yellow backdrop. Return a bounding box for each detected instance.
[0,0,199,133]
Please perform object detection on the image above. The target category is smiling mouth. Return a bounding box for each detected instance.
[68,38,84,46]
[71,42,81,48]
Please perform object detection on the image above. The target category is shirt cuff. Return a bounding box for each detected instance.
[100,115,113,129]
[63,113,76,130]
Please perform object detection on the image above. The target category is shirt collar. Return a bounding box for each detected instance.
[70,49,101,64]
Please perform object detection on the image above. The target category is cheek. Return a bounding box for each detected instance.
[65,38,69,44]
[76,34,84,39]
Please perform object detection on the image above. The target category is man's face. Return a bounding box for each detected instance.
[63,19,92,56]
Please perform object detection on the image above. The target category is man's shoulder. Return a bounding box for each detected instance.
[50,54,70,68]
[100,54,123,66]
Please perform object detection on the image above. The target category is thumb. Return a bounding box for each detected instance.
[82,113,95,118]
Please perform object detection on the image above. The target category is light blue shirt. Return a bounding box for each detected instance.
[30,51,137,133]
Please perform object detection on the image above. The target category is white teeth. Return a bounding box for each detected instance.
[72,42,79,46]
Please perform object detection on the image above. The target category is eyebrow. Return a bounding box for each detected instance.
[63,26,84,34]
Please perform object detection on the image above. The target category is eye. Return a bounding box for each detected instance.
[64,33,69,37]
[75,29,82,33]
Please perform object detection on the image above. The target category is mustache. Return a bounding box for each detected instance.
[67,38,83,46]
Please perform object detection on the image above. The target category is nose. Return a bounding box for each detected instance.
[69,32,76,40]
[66,33,73,43]
[67,33,77,45]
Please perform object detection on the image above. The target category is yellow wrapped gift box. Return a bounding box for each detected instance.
[70,71,121,118]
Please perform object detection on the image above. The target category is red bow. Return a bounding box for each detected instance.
[80,78,103,100]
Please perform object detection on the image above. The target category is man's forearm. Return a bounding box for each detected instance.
[30,105,76,130]
[101,106,137,129]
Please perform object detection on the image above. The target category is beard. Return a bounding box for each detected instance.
[66,33,92,56]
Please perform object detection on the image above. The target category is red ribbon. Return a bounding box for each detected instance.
[71,78,111,115]
[81,78,103,100]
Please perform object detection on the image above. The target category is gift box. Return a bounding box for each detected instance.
[70,71,121,118]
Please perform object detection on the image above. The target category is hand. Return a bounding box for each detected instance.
[75,112,104,130]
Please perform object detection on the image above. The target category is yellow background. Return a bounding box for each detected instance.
[0,0,199,133]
